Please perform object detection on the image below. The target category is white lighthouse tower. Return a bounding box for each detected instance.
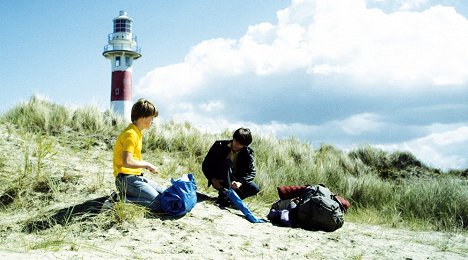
[103,11,141,121]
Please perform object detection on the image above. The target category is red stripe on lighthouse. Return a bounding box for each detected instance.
[111,71,132,101]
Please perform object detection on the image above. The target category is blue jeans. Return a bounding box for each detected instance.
[115,174,164,212]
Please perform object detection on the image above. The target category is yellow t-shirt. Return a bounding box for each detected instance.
[113,123,143,177]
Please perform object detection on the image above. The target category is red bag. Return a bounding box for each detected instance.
[335,195,350,212]
[277,185,308,200]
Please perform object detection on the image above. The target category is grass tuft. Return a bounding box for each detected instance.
[0,96,467,232]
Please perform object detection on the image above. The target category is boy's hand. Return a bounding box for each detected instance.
[231,181,242,189]
[146,163,159,174]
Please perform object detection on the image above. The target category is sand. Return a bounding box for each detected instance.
[0,196,467,259]
[0,124,466,259]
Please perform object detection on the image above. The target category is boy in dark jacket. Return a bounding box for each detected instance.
[202,128,260,206]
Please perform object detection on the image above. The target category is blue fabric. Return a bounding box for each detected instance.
[267,209,292,226]
[224,188,267,223]
[160,173,197,216]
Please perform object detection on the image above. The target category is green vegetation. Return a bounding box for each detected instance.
[0,96,467,241]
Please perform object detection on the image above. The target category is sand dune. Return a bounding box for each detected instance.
[0,196,466,259]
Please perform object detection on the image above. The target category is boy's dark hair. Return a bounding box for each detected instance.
[233,127,252,146]
[131,98,158,122]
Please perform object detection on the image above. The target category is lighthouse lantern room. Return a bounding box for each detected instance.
[103,10,141,121]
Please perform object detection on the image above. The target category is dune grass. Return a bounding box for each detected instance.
[0,96,467,234]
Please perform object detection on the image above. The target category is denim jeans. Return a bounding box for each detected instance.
[115,174,164,212]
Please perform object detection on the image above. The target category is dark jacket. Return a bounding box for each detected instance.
[202,140,256,185]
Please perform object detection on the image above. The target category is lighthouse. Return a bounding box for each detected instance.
[103,11,141,121]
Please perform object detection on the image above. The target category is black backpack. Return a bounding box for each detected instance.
[295,184,344,232]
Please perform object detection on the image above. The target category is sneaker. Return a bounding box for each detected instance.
[109,191,119,202]
[215,197,231,207]
[101,192,119,211]
[102,199,114,210]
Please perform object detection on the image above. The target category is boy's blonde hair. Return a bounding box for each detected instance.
[131,98,158,122]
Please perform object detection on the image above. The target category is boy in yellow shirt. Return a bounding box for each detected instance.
[112,98,164,211]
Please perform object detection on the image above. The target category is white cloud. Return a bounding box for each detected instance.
[137,0,468,100]
[417,126,468,146]
[365,0,430,11]
[199,101,225,113]
[377,126,468,170]
[308,2,468,88]
[135,0,468,169]
[399,0,429,11]
[339,113,385,135]
[138,63,204,99]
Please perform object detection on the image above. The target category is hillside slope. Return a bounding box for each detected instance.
[0,123,467,259]
[0,194,467,259]
[0,99,467,258]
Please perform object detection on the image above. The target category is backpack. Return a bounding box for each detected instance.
[160,173,197,216]
[295,184,344,232]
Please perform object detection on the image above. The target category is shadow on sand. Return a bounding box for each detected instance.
[23,196,108,233]
[24,192,217,233]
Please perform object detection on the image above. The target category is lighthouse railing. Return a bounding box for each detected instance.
[108,33,138,43]
[103,44,141,54]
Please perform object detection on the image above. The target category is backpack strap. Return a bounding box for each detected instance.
[333,195,350,213]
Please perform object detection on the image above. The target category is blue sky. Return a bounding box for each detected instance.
[1,0,468,170]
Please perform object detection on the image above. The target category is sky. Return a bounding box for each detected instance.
[1,0,468,170]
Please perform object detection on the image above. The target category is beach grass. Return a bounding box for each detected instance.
[0,96,467,233]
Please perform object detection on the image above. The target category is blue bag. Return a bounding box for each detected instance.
[160,173,197,216]
[224,188,267,223]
